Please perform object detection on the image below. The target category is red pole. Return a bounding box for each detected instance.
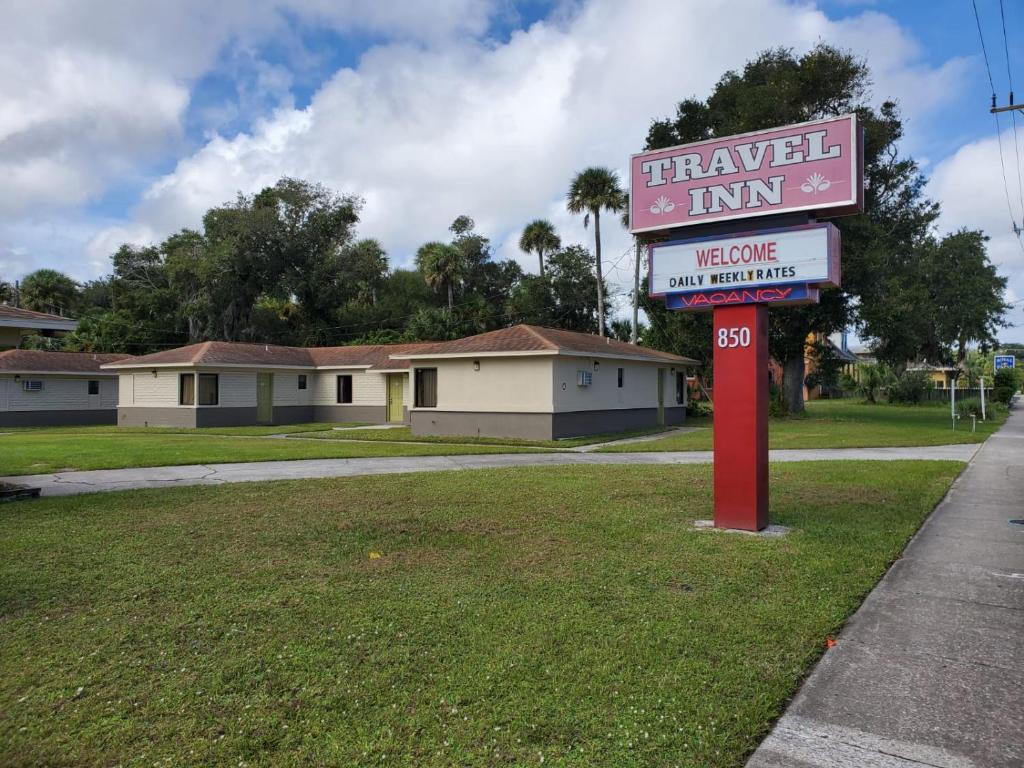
[712,304,769,530]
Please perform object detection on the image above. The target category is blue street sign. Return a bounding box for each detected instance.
[994,355,1015,370]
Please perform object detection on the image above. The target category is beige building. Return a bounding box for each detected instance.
[102,326,695,439]
[0,350,132,426]
[103,341,433,428]
[392,325,694,440]
[0,304,78,349]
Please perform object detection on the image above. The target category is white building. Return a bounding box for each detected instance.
[103,326,696,439]
[0,350,132,426]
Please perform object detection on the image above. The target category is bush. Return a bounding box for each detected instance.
[992,367,1019,405]
[686,400,713,418]
[854,363,894,404]
[955,397,984,419]
[888,369,931,404]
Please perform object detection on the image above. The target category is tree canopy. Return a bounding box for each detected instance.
[642,44,1005,410]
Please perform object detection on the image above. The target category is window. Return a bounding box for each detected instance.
[415,368,437,408]
[617,367,624,388]
[88,380,99,395]
[337,375,353,404]
[198,374,219,406]
[298,374,307,390]
[22,379,43,392]
[179,373,195,405]
[676,372,687,405]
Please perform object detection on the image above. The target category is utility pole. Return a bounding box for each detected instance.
[990,94,1024,114]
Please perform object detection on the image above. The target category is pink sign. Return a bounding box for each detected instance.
[629,115,863,234]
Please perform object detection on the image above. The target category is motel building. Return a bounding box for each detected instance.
[101,325,695,440]
[0,349,133,427]
[0,304,79,349]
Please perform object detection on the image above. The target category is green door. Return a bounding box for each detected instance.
[657,368,665,426]
[257,372,273,424]
[387,374,404,422]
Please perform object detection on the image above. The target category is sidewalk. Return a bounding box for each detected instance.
[747,408,1024,768]
[1,444,979,497]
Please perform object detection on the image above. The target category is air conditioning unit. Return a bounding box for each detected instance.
[576,370,592,387]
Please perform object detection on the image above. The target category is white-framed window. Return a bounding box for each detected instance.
[197,374,219,406]
[337,375,353,404]
[415,368,437,407]
[88,380,100,395]
[22,379,43,392]
[617,368,624,388]
[179,373,195,405]
[298,374,307,390]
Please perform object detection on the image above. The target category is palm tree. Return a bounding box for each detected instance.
[566,167,625,336]
[518,219,561,277]
[416,241,464,310]
[619,198,642,344]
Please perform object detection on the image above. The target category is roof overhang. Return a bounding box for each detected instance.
[102,361,317,371]
[390,349,696,365]
[0,370,119,376]
[0,318,78,332]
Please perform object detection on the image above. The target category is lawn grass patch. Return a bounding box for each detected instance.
[297,425,674,448]
[598,400,1008,452]
[0,422,369,437]
[0,432,540,476]
[0,460,961,767]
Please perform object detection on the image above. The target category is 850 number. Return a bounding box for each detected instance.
[717,327,751,349]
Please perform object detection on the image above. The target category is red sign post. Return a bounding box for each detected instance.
[631,116,862,532]
[712,304,768,530]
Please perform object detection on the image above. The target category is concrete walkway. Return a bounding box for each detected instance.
[3,443,979,497]
[747,409,1024,768]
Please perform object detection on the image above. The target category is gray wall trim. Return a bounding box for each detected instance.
[118,407,197,428]
[195,407,261,428]
[551,406,684,439]
[267,405,315,424]
[411,407,686,441]
[0,409,117,427]
[412,411,554,441]
[313,405,388,424]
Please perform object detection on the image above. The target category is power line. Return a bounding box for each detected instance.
[973,0,997,97]
[972,0,1024,253]
[998,0,1024,225]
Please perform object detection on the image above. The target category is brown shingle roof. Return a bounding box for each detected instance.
[0,304,78,328]
[309,343,438,370]
[391,325,696,364]
[0,349,133,373]
[102,341,315,368]
[102,341,440,370]
[101,326,696,370]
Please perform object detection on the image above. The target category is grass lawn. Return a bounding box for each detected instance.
[599,400,1009,452]
[0,460,961,767]
[0,432,540,477]
[297,425,675,449]
[0,422,369,437]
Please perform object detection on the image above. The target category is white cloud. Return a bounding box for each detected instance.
[2,0,990,323]
[930,126,1024,330]
[0,0,500,218]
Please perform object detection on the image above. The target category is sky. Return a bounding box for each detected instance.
[2,0,1023,336]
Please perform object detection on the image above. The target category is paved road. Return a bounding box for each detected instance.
[3,443,979,497]
[747,409,1024,768]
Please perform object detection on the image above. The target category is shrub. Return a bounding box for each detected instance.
[955,397,984,419]
[992,367,1019,405]
[852,362,894,403]
[686,400,713,419]
[888,369,931,404]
